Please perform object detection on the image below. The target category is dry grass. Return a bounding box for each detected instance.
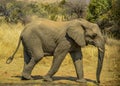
[0,23,120,85]
[0,23,24,60]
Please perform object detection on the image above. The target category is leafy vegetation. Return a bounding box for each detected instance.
[87,0,111,22]
[0,0,87,22]
[87,0,120,39]
[0,0,120,38]
[61,0,87,19]
[112,0,120,25]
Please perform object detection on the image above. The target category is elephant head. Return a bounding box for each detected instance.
[79,19,105,83]
[67,19,105,83]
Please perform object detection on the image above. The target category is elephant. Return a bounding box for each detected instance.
[6,18,105,83]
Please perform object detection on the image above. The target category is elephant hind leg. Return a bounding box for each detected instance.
[23,49,31,64]
[22,49,44,80]
[22,58,36,80]
[22,50,33,80]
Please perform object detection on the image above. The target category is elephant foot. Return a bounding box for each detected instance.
[95,80,100,85]
[43,75,53,82]
[21,76,34,80]
[96,80,100,83]
[76,78,87,83]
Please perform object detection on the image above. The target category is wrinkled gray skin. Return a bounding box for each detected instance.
[6,18,105,83]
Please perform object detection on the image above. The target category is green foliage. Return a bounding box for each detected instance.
[0,0,66,22]
[112,0,120,25]
[26,3,48,17]
[110,0,120,39]
[63,0,87,19]
[86,0,120,39]
[86,0,112,22]
[0,0,88,23]
[60,0,66,5]
[0,0,25,23]
[43,3,59,20]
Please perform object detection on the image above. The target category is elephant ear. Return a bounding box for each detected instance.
[67,25,86,47]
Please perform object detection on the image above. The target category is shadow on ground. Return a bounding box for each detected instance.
[12,75,96,82]
[5,75,98,86]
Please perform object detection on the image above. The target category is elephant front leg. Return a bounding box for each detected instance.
[70,49,86,83]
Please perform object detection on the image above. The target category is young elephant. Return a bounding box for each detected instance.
[6,18,105,83]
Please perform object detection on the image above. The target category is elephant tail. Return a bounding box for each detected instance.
[6,37,22,64]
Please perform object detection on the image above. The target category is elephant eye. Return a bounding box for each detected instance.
[86,33,97,39]
[92,33,97,39]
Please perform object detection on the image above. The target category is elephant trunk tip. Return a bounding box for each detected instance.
[6,56,13,64]
[98,47,104,52]
[95,80,100,85]
[96,79,100,83]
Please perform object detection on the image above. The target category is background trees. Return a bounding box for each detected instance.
[111,0,120,38]
[87,0,111,22]
[0,0,119,38]
[0,0,26,23]
[86,0,112,30]
[87,0,120,39]
[62,0,87,19]
[112,0,120,25]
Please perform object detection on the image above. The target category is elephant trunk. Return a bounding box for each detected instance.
[96,45,105,83]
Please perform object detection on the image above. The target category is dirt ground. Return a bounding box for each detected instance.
[0,52,120,86]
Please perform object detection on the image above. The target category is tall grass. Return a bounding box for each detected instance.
[0,23,24,60]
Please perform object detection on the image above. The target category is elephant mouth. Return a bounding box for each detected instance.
[86,39,95,46]
[86,40,104,52]
[85,37,95,46]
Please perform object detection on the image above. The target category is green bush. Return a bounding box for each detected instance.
[112,0,120,25]
[0,0,25,23]
[0,0,66,23]
[86,0,112,22]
